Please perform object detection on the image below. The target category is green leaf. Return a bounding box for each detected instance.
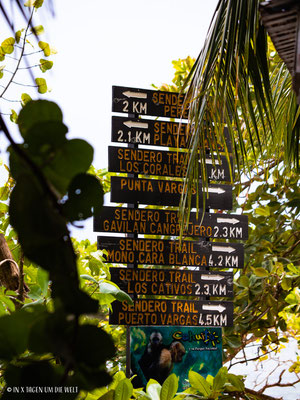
[80,274,98,284]
[239,275,249,287]
[160,374,178,400]
[10,110,18,124]
[37,267,49,297]
[42,139,94,194]
[212,367,227,391]
[188,371,211,396]
[38,41,57,57]
[31,25,44,35]
[252,267,269,277]
[62,173,104,221]
[24,0,44,8]
[21,93,32,107]
[99,282,133,304]
[15,29,24,43]
[0,65,4,79]
[114,379,133,400]
[18,100,63,138]
[227,374,244,391]
[1,37,15,54]
[39,59,53,73]
[146,380,161,400]
[281,276,292,291]
[35,77,47,94]
[255,206,270,216]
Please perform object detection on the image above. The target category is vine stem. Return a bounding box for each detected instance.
[0,8,34,99]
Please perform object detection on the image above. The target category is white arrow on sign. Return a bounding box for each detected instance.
[212,245,236,253]
[206,187,226,195]
[201,274,226,281]
[123,91,147,99]
[203,304,226,313]
[217,217,240,225]
[123,120,149,129]
[205,159,221,165]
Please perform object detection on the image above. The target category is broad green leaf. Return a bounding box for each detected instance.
[114,379,133,400]
[62,173,104,221]
[99,282,133,304]
[39,59,53,73]
[281,276,292,290]
[212,367,227,391]
[21,93,32,107]
[252,267,269,277]
[227,374,244,391]
[18,100,63,138]
[188,371,211,396]
[160,374,178,400]
[146,380,161,400]
[38,41,57,57]
[239,275,249,287]
[35,77,47,94]
[37,267,49,297]
[255,206,270,216]
[80,274,98,284]
[1,37,15,54]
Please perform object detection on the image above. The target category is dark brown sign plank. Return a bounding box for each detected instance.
[111,116,232,152]
[112,86,189,119]
[110,267,234,297]
[109,299,233,327]
[110,177,233,210]
[108,146,233,182]
[94,207,248,240]
[97,236,244,268]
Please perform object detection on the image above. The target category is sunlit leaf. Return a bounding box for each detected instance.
[21,93,32,107]
[39,59,53,73]
[38,41,57,57]
[31,25,44,35]
[35,77,47,94]
[1,37,15,54]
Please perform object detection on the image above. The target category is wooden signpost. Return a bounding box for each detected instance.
[94,85,247,337]
[98,236,244,268]
[111,116,232,152]
[110,267,234,297]
[108,146,233,181]
[110,298,234,327]
[110,176,233,209]
[94,206,248,240]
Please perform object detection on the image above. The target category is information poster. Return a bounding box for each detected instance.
[130,326,222,391]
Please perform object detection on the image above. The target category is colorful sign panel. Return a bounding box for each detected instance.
[110,267,234,297]
[110,177,233,209]
[130,326,222,390]
[94,206,248,240]
[109,299,233,327]
[98,236,244,268]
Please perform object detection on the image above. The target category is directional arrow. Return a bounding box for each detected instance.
[205,159,221,165]
[212,245,236,253]
[200,274,226,281]
[203,304,226,313]
[123,120,149,129]
[217,217,240,224]
[123,91,147,99]
[206,187,226,195]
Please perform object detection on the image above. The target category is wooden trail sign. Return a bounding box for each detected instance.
[110,177,233,210]
[112,86,189,119]
[108,146,233,181]
[97,236,244,268]
[94,207,248,240]
[111,116,232,152]
[110,267,234,297]
[109,298,234,327]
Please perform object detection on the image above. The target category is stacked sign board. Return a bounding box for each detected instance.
[94,85,248,328]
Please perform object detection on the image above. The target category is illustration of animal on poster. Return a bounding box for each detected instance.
[130,326,222,390]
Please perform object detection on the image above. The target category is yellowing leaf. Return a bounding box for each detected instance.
[1,37,15,54]
[35,78,47,94]
[38,41,57,57]
[24,0,44,7]
[21,93,32,107]
[15,30,23,43]
[10,110,18,124]
[0,65,4,79]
